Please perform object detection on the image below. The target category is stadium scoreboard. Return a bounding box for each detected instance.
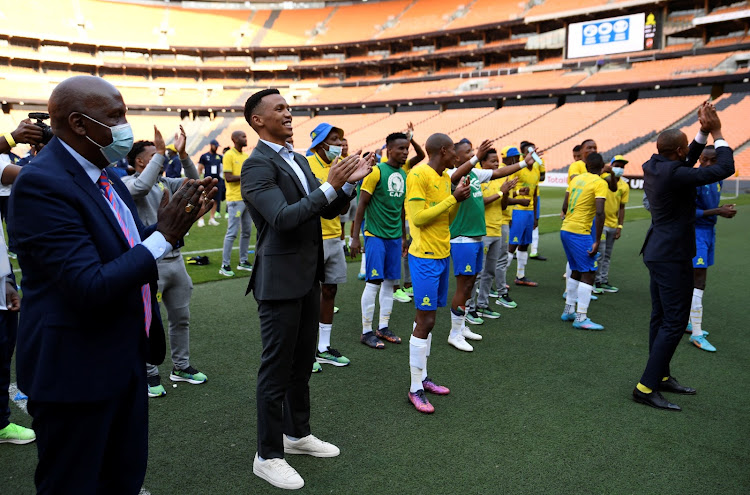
[566,12,660,59]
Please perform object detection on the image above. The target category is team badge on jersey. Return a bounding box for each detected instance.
[421,296,431,307]
[387,172,405,198]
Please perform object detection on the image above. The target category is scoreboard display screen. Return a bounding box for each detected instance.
[566,13,657,59]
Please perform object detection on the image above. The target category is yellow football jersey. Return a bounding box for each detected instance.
[508,166,540,211]
[406,163,455,259]
[604,178,630,228]
[562,172,609,235]
[223,148,248,202]
[307,152,342,240]
[481,178,504,237]
[567,160,587,184]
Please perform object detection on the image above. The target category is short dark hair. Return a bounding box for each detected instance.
[128,140,155,165]
[585,152,604,170]
[573,145,582,152]
[482,148,498,161]
[456,138,472,148]
[244,88,280,125]
[520,140,533,151]
[386,132,408,146]
[580,138,595,148]
[703,145,715,151]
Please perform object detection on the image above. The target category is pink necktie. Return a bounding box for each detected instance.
[98,172,152,336]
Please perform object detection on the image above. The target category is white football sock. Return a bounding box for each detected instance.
[516,251,528,279]
[566,277,579,308]
[565,262,571,279]
[690,288,704,337]
[531,227,539,255]
[409,335,428,393]
[378,279,395,330]
[422,333,432,380]
[318,323,332,353]
[361,282,379,334]
[576,282,593,320]
[450,308,464,339]
[359,253,366,274]
[507,251,514,265]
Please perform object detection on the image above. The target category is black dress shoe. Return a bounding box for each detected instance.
[660,376,696,395]
[632,388,681,411]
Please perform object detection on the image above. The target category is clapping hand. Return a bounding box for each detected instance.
[500,177,518,194]
[718,204,737,218]
[153,126,166,155]
[157,177,218,246]
[174,125,187,158]
[453,176,471,202]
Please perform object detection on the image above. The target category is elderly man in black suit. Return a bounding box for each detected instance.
[241,89,372,490]
[633,101,734,411]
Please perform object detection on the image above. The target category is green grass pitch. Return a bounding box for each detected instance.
[1,194,749,494]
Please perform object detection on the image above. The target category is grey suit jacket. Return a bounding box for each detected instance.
[241,140,352,300]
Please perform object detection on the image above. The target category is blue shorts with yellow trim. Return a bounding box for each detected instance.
[509,209,534,245]
[693,226,715,268]
[535,197,541,220]
[365,236,401,281]
[450,242,484,276]
[408,255,450,311]
[561,230,598,273]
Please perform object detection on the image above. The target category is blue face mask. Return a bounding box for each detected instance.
[82,114,134,164]
[612,166,625,177]
[324,144,342,162]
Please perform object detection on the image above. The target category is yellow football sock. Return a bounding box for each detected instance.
[636,382,653,394]
[662,376,670,382]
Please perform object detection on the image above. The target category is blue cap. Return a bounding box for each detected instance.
[210,139,219,146]
[308,123,344,151]
[501,146,520,158]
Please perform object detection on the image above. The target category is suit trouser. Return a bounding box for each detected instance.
[222,200,253,266]
[0,309,18,429]
[595,226,618,284]
[468,235,502,311]
[256,285,319,459]
[640,260,693,390]
[28,370,147,495]
[146,254,193,376]
[494,224,510,295]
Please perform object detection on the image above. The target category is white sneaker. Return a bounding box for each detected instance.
[447,333,473,352]
[197,218,205,227]
[253,453,304,490]
[208,218,220,226]
[283,434,340,457]
[462,326,483,341]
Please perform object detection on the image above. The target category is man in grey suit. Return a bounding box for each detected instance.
[241,89,372,490]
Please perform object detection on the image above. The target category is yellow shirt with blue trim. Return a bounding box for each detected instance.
[481,178,504,237]
[604,178,630,228]
[567,160,587,184]
[562,172,608,235]
[307,152,342,240]
[406,163,454,259]
[223,148,248,202]
[507,165,540,212]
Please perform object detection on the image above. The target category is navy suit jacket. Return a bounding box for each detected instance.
[641,140,734,262]
[8,137,166,403]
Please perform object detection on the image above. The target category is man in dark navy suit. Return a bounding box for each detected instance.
[633,102,734,411]
[8,75,216,494]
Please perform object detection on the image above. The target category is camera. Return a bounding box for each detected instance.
[28,112,54,145]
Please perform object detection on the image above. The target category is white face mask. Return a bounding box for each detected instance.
[612,166,625,177]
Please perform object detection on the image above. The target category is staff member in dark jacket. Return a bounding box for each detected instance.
[633,102,734,411]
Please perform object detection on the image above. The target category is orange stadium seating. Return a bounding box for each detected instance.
[622,94,750,170]
[445,0,524,29]
[525,0,621,18]
[451,104,557,145]
[311,0,411,45]
[541,94,708,169]
[377,0,463,39]
[260,7,333,47]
